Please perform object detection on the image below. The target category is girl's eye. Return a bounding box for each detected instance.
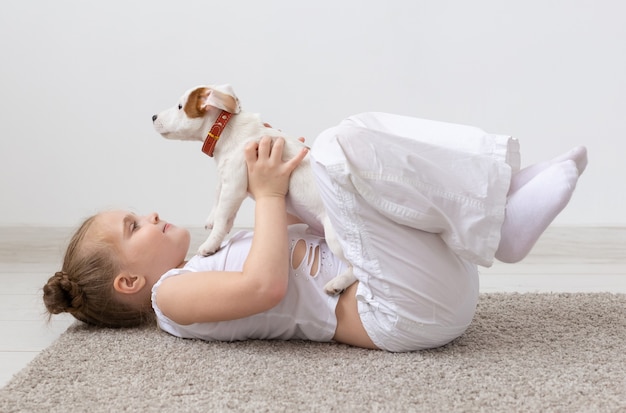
[131,221,139,232]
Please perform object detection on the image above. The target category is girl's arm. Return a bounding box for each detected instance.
[155,137,308,325]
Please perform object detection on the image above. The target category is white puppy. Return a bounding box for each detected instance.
[152,84,355,295]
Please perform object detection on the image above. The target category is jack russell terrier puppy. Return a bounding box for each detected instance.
[152,84,355,295]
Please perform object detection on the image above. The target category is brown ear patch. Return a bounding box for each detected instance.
[184,87,211,118]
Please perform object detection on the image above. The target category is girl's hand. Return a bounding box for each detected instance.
[245,136,308,199]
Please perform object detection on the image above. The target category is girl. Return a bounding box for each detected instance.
[44,113,587,352]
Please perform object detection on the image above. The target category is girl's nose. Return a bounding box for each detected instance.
[148,212,160,224]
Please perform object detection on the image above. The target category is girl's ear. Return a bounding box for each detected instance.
[113,272,147,295]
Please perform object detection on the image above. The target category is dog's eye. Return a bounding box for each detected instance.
[178,104,182,110]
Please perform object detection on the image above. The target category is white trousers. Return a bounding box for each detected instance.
[311,112,520,351]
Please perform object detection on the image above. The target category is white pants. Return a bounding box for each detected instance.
[311,112,520,351]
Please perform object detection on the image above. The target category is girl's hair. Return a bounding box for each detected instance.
[43,215,155,328]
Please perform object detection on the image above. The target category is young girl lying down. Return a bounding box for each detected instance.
[44,112,587,352]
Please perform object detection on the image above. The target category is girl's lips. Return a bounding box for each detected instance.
[163,223,171,233]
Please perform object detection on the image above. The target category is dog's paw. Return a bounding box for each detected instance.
[204,217,214,230]
[323,281,346,296]
[323,268,357,296]
[197,240,220,257]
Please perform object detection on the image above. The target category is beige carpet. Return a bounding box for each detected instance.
[1,293,625,412]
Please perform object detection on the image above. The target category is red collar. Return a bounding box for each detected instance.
[201,110,233,157]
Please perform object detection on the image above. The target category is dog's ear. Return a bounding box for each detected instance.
[202,84,241,114]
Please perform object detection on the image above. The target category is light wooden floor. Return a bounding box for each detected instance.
[1,226,625,388]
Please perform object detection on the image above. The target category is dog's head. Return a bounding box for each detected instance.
[152,84,241,141]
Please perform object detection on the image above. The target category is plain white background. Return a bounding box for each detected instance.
[1,0,624,228]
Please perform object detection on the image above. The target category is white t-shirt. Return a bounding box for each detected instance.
[151,225,347,342]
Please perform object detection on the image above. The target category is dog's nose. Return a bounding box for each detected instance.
[152,114,158,122]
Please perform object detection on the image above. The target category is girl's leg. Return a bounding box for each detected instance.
[311,123,482,351]
[312,155,480,351]
[495,153,586,263]
[311,118,516,267]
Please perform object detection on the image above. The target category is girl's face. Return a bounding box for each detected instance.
[96,210,190,285]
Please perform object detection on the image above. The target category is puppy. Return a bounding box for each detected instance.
[152,84,355,295]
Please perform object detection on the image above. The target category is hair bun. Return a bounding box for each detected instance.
[43,271,85,314]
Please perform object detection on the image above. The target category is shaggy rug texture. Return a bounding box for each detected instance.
[1,293,625,412]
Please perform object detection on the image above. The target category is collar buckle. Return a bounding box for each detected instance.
[201,110,233,157]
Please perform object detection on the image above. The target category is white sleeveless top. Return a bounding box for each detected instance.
[151,224,346,342]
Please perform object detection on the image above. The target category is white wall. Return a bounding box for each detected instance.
[1,0,624,228]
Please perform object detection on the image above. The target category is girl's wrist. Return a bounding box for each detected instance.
[255,197,288,223]
[253,193,287,201]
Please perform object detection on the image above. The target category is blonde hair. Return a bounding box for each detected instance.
[43,215,155,328]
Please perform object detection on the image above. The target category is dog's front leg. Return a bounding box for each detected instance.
[322,215,357,295]
[204,180,222,231]
[197,166,248,256]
